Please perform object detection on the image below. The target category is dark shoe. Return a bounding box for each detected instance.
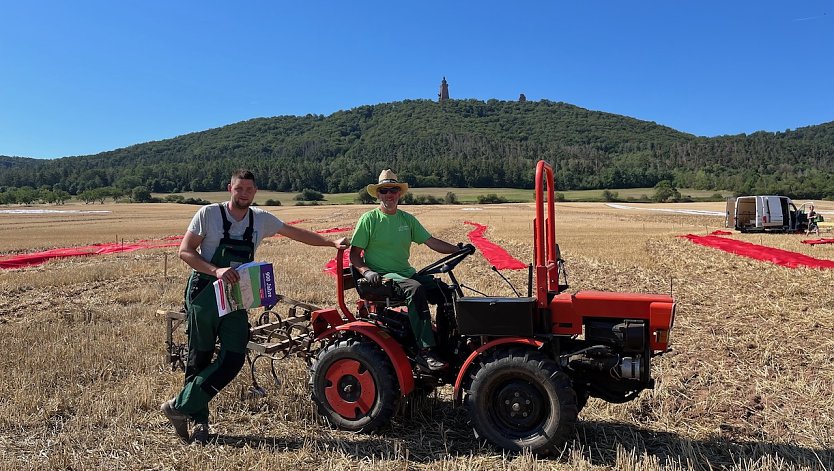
[416,349,448,372]
[161,399,190,443]
[191,421,210,445]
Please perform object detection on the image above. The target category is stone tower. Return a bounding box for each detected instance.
[519,93,527,102]
[438,77,449,102]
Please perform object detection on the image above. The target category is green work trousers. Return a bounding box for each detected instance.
[391,274,451,349]
[175,284,249,423]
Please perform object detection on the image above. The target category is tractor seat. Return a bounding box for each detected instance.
[349,265,407,307]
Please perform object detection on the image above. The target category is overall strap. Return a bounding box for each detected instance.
[242,208,254,242]
[217,203,232,239]
[218,203,254,242]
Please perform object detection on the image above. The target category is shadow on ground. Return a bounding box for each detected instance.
[210,395,832,469]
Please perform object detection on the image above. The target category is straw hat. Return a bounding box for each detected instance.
[366,168,409,198]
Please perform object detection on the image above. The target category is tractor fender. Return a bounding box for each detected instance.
[316,321,415,397]
[453,337,544,404]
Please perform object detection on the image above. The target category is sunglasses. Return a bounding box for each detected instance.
[378,187,401,195]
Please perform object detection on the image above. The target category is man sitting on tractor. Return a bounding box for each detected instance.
[350,168,461,372]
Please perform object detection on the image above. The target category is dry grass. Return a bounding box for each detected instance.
[0,201,832,470]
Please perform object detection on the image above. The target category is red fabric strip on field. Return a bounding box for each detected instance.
[323,250,352,277]
[464,221,526,270]
[0,239,181,269]
[315,226,352,234]
[801,238,834,245]
[271,219,312,238]
[709,230,733,236]
[680,234,834,269]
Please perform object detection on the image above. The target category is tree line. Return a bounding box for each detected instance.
[2,99,833,200]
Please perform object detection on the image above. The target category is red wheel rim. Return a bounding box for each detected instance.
[323,358,377,418]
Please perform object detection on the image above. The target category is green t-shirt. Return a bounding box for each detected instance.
[350,208,431,278]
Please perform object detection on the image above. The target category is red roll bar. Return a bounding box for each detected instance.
[534,160,558,308]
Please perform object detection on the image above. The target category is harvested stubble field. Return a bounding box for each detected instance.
[0,201,832,470]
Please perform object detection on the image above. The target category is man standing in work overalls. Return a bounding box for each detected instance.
[161,169,347,444]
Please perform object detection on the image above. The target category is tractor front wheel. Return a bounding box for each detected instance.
[464,348,578,455]
[310,337,398,433]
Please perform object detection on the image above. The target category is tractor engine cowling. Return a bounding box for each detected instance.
[550,291,675,354]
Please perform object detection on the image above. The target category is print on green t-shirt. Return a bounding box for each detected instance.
[350,208,431,277]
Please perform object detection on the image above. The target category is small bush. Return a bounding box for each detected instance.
[181,197,211,205]
[400,194,441,205]
[264,199,282,206]
[477,193,508,204]
[294,188,324,201]
[355,190,375,204]
[602,190,619,202]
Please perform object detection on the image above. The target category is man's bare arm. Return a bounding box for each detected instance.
[424,236,459,254]
[277,224,349,249]
[349,246,369,274]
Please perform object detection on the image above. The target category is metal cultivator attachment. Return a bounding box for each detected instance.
[159,295,321,397]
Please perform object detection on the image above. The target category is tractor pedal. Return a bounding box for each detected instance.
[415,350,449,373]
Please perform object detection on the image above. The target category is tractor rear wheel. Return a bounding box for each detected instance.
[464,348,578,455]
[310,337,398,433]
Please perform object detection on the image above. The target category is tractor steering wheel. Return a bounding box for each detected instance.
[416,243,476,276]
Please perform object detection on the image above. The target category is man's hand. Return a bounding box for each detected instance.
[215,266,240,284]
[333,237,349,250]
[363,270,381,285]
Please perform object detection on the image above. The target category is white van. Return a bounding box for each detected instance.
[725,196,799,232]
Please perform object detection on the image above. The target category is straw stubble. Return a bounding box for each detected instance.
[0,201,831,470]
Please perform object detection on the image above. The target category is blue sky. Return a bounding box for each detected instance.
[1,1,831,159]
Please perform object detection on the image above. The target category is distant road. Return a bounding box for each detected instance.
[606,203,724,217]
[0,209,111,214]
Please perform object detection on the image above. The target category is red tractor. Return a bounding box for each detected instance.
[308,160,676,454]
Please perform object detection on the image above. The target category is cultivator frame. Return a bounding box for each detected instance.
[159,294,321,393]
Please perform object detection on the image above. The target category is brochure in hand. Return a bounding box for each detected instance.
[213,262,277,316]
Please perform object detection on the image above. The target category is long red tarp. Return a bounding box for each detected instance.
[1,221,351,270]
[0,239,182,269]
[680,234,834,269]
[464,221,526,270]
[801,238,834,245]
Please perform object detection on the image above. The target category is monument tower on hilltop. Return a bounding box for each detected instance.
[438,77,449,102]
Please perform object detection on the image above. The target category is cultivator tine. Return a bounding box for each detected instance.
[161,309,188,371]
[244,296,321,395]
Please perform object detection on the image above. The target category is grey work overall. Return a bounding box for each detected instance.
[175,204,254,423]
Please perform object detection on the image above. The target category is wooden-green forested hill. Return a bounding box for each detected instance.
[2,99,833,199]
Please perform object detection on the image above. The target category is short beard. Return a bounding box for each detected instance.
[231,198,250,210]
[380,199,397,212]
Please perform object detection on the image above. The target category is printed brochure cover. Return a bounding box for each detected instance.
[213,262,277,316]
